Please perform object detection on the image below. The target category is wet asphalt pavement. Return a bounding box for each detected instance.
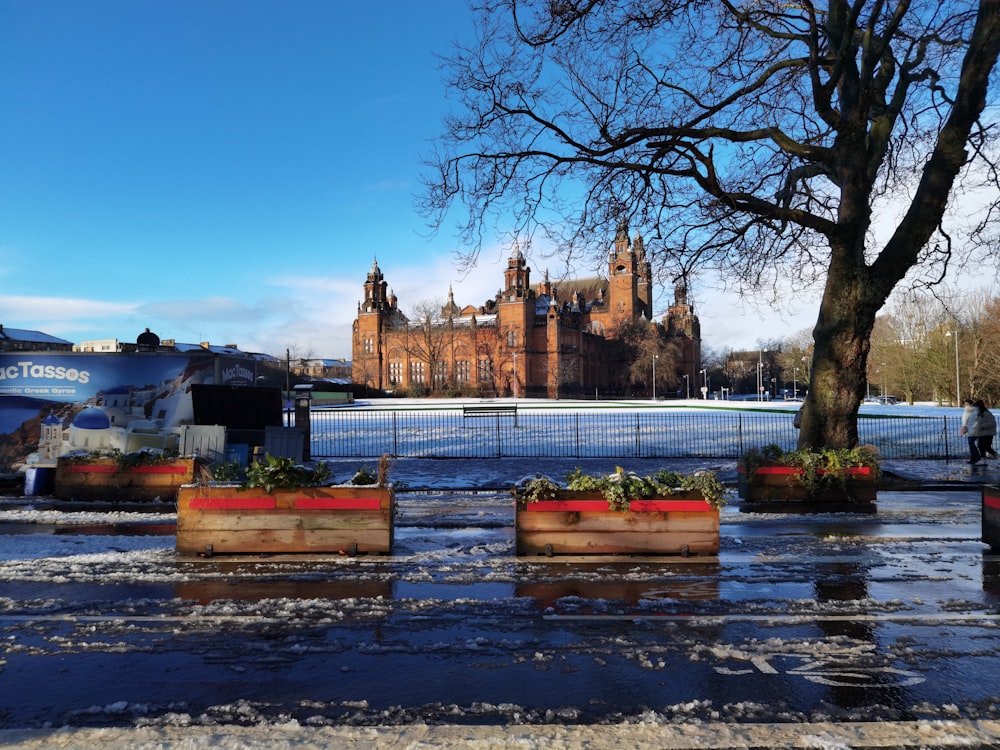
[1,457,1000,747]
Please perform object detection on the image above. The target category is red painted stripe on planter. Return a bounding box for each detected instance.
[294,497,382,510]
[188,497,276,510]
[524,499,712,512]
[984,494,1000,510]
[748,466,871,476]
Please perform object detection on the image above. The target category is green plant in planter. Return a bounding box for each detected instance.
[351,467,378,485]
[515,466,728,511]
[209,460,245,483]
[511,475,560,505]
[652,469,729,510]
[59,450,109,466]
[60,448,183,470]
[742,444,881,498]
[567,466,656,511]
[242,455,333,494]
[114,448,182,470]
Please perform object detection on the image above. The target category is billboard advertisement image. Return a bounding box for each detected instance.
[0,352,258,472]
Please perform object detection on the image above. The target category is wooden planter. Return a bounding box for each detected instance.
[515,491,719,557]
[737,462,878,512]
[54,457,199,502]
[176,484,395,556]
[983,486,1000,551]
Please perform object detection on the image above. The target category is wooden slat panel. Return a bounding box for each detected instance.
[175,485,395,555]
[741,477,876,502]
[516,510,718,534]
[176,527,392,555]
[187,497,276,510]
[55,459,197,501]
[516,529,719,556]
[294,496,383,510]
[983,486,1000,550]
[178,486,393,510]
[177,509,392,533]
[514,489,720,556]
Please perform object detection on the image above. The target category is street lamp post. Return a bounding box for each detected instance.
[512,352,518,399]
[699,368,707,399]
[757,350,764,402]
[793,367,799,399]
[652,355,658,401]
[946,330,960,405]
[683,373,690,399]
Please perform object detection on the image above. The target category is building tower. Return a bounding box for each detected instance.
[606,221,652,321]
[665,275,702,395]
[498,243,533,396]
[503,243,530,300]
[353,258,397,391]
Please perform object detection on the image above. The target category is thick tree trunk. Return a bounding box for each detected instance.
[797,251,879,450]
[794,4,1000,451]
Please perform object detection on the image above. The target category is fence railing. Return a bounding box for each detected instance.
[308,408,959,460]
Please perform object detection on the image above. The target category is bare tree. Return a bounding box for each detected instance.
[474,321,503,396]
[402,299,455,395]
[422,1,1000,448]
[960,292,1000,403]
[614,318,681,395]
[868,291,951,403]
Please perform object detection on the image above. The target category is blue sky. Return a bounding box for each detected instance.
[0,0,831,359]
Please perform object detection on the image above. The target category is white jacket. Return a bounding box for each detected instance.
[962,405,982,437]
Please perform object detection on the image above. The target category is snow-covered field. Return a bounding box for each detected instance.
[305,398,966,460]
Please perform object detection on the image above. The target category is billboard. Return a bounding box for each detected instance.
[0,352,258,472]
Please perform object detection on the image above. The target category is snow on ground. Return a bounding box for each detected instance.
[5,718,1000,749]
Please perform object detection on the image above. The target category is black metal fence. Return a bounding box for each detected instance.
[308,408,959,460]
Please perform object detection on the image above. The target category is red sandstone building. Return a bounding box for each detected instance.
[352,226,701,398]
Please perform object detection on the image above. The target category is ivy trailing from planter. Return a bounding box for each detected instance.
[742,444,881,498]
[513,466,728,511]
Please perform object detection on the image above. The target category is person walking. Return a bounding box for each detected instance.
[960,398,985,465]
[975,399,998,459]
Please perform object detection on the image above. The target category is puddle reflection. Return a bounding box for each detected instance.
[982,551,1000,599]
[175,578,393,604]
[516,563,721,607]
[813,561,911,714]
[53,523,176,537]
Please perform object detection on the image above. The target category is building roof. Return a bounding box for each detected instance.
[171,342,244,356]
[0,326,73,346]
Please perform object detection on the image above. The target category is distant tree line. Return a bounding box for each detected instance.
[701,289,1000,406]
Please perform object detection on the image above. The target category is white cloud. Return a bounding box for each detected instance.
[0,296,137,321]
